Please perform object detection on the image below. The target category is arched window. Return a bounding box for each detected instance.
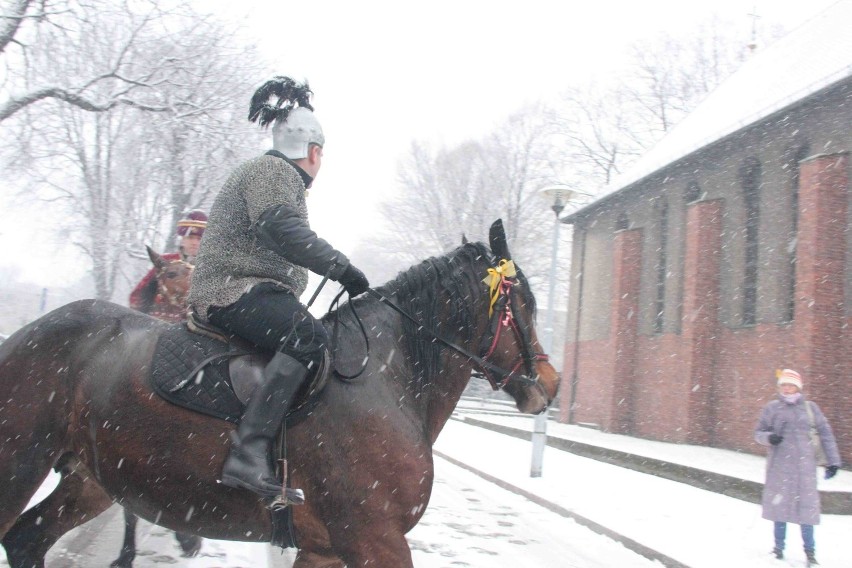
[653,199,669,333]
[739,157,762,325]
[783,143,810,322]
[615,212,629,231]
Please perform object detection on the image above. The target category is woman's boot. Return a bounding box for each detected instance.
[805,549,818,566]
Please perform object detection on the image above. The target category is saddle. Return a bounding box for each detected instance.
[149,313,328,424]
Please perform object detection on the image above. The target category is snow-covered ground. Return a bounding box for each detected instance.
[409,454,659,567]
[3,446,658,567]
[436,412,852,568]
[4,409,850,567]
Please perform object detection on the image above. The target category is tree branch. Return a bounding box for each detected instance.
[0,87,168,121]
[0,0,33,56]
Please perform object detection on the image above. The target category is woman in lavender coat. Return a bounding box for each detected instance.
[754,369,841,565]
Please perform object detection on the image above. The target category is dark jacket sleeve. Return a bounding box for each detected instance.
[254,204,350,280]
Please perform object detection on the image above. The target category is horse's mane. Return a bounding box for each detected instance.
[328,242,536,389]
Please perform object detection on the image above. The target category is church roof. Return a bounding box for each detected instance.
[566,0,852,221]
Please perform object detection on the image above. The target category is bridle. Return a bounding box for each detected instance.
[475,259,549,391]
[155,260,194,307]
[334,258,549,395]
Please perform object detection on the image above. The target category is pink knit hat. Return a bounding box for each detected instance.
[777,369,803,390]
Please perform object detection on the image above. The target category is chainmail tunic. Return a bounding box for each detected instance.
[189,153,310,320]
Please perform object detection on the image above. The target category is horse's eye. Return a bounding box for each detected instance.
[166,271,178,278]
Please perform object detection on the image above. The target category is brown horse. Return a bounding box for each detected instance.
[0,220,558,567]
[138,247,195,323]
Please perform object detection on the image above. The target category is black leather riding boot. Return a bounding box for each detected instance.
[221,352,307,499]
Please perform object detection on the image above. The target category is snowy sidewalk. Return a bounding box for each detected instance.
[453,402,852,511]
[435,408,852,568]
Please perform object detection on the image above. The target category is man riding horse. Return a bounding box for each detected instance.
[187,77,370,500]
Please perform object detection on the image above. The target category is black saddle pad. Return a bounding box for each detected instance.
[150,325,249,423]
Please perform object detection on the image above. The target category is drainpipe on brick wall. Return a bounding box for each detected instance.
[567,225,587,425]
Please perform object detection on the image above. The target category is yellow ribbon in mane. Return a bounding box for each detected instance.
[482,259,517,317]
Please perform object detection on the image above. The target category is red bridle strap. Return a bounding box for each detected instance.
[477,275,549,390]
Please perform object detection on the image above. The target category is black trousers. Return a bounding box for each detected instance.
[209,282,328,369]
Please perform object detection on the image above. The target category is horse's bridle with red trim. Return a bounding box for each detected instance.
[475,268,549,390]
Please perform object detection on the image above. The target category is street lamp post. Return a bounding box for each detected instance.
[530,185,577,478]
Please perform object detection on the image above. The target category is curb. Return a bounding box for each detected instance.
[452,415,852,515]
[433,450,688,568]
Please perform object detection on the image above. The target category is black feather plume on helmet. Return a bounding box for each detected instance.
[248,76,314,129]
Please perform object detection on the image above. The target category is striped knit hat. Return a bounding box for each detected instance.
[176,210,207,237]
[776,369,803,390]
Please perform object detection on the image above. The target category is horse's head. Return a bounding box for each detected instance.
[146,246,194,307]
[375,220,559,416]
[475,219,559,414]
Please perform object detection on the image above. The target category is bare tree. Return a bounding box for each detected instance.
[547,17,761,195]
[548,83,639,191]
[369,17,773,321]
[135,20,262,253]
[625,19,748,139]
[0,0,201,123]
[374,103,562,292]
[4,9,262,300]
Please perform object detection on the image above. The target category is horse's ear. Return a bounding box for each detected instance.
[146,246,165,269]
[461,234,469,245]
[488,219,511,260]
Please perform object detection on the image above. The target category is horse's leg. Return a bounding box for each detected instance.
[293,550,345,568]
[114,510,201,562]
[2,458,113,568]
[340,534,415,568]
[0,469,49,540]
[109,508,138,568]
[173,530,202,558]
[0,375,69,538]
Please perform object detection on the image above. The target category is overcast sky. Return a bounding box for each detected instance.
[0,0,841,288]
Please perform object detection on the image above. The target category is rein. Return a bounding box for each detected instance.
[366,288,542,387]
[328,262,547,391]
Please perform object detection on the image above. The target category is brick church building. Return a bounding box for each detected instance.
[559,2,852,465]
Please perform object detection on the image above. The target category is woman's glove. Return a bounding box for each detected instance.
[825,465,839,479]
[339,265,370,297]
[768,434,783,445]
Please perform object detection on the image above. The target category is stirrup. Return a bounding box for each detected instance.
[269,488,305,510]
[268,457,304,508]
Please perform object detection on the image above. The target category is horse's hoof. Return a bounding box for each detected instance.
[180,547,201,558]
[176,533,202,557]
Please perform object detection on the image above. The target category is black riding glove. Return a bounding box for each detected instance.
[825,465,839,479]
[339,264,370,297]
[768,434,783,445]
